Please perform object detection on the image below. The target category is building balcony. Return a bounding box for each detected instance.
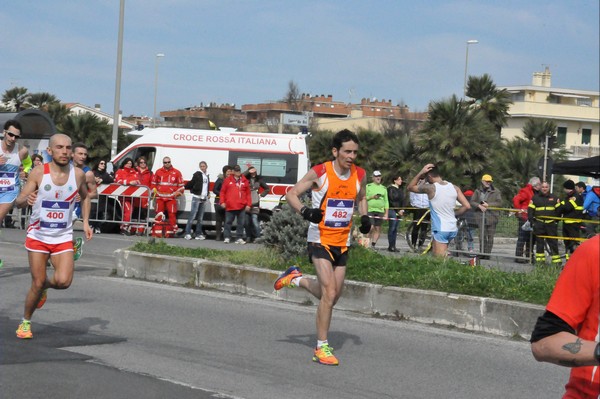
[570,145,599,158]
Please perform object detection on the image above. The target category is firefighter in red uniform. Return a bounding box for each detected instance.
[151,156,184,232]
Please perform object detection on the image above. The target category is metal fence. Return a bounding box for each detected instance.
[91,183,152,236]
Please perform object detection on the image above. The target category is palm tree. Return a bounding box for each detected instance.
[28,92,59,110]
[47,103,71,128]
[414,95,502,188]
[522,118,557,149]
[466,74,512,134]
[2,87,30,112]
[61,113,112,162]
[496,137,543,192]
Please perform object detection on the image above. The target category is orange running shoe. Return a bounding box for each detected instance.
[312,344,338,366]
[273,266,302,290]
[16,320,33,339]
[36,289,48,309]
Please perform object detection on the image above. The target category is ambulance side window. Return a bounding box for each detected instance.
[230,152,297,185]
[118,147,156,171]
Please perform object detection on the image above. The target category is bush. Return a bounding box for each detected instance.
[260,204,309,260]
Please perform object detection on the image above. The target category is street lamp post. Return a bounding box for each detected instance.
[463,39,478,97]
[153,53,165,128]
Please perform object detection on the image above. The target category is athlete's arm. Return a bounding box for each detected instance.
[408,163,434,198]
[357,175,368,217]
[85,170,98,199]
[18,145,29,162]
[454,185,471,216]
[15,166,42,208]
[532,331,599,367]
[286,168,318,213]
[76,169,93,240]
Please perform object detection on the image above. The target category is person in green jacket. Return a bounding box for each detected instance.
[365,170,389,248]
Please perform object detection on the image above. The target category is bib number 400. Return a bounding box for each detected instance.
[46,211,65,219]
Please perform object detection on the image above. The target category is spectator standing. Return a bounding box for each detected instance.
[407,164,470,257]
[386,175,404,252]
[243,166,269,242]
[456,188,476,253]
[71,143,98,219]
[114,158,141,235]
[528,181,561,265]
[184,161,210,240]
[582,185,600,235]
[556,180,584,259]
[530,235,599,398]
[365,170,388,248]
[469,174,502,259]
[91,160,114,233]
[135,156,153,224]
[220,164,251,244]
[513,177,541,263]
[212,165,232,241]
[151,157,184,234]
[408,181,430,251]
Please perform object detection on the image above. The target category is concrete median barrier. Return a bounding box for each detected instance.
[115,249,544,339]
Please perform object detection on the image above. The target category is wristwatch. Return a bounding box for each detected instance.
[594,342,600,364]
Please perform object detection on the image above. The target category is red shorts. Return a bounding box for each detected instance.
[25,237,73,255]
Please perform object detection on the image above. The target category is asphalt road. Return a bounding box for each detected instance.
[0,228,567,398]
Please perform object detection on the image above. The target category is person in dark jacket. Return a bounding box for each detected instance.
[212,165,232,241]
[469,174,502,259]
[555,179,584,259]
[91,160,114,233]
[184,161,210,240]
[243,166,269,242]
[386,175,404,252]
[528,181,561,265]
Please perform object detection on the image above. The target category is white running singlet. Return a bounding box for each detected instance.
[429,182,458,233]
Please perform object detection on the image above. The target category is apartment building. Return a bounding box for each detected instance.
[499,68,599,160]
[64,103,136,130]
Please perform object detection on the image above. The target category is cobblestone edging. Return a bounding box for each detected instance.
[115,249,544,339]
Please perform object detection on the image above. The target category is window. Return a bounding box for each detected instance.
[581,128,591,145]
[511,92,525,102]
[577,98,592,107]
[230,151,299,185]
[556,127,567,146]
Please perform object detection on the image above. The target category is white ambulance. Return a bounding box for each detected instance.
[109,127,309,231]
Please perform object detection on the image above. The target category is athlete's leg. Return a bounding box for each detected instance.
[311,257,346,341]
[431,240,448,257]
[0,202,15,223]
[23,251,50,320]
[47,251,75,289]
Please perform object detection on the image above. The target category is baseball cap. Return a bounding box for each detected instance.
[563,180,575,190]
[373,170,382,177]
[481,174,493,182]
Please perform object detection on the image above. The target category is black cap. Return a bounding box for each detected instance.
[563,180,575,190]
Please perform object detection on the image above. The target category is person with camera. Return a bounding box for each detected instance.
[275,129,370,366]
[365,170,389,248]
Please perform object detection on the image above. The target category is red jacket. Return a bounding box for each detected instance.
[513,183,535,221]
[115,166,140,186]
[220,175,251,211]
[152,167,184,198]
[136,167,153,208]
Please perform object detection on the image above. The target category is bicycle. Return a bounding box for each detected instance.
[405,210,432,255]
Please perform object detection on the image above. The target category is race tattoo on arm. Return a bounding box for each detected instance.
[562,338,583,354]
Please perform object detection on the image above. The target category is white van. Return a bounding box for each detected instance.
[109,127,309,230]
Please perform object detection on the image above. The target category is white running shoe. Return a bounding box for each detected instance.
[223,238,230,244]
[184,234,192,240]
[195,235,205,240]
[235,238,246,245]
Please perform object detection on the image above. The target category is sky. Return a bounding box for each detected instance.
[1,0,598,118]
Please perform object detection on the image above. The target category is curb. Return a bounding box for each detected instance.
[115,249,544,339]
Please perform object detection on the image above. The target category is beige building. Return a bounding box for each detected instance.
[500,68,599,161]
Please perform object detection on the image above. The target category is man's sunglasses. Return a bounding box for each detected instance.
[4,130,20,139]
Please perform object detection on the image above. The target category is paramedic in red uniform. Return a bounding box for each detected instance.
[275,129,372,366]
[114,157,141,234]
[151,156,184,232]
[14,133,93,339]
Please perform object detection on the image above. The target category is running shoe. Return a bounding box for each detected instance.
[37,289,48,309]
[73,237,84,261]
[16,320,32,339]
[273,266,302,290]
[312,344,338,366]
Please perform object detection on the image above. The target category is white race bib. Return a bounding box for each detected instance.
[324,198,354,228]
